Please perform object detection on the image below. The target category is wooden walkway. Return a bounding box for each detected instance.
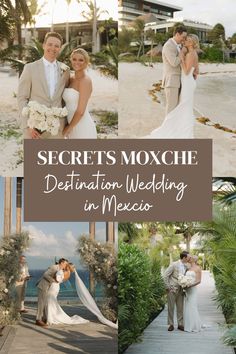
[125,271,234,354]
[0,304,117,354]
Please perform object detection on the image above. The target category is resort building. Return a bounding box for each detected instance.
[145,18,213,42]
[118,0,182,29]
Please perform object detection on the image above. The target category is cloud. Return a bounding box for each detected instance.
[23,225,79,258]
[169,0,236,36]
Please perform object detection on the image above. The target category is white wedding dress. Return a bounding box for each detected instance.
[145,67,196,138]
[46,270,118,329]
[63,88,97,139]
[46,270,89,325]
[184,270,201,332]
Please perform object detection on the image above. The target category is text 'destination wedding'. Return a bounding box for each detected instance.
[24,139,212,221]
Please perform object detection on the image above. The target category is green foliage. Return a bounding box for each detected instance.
[223,325,236,346]
[118,28,134,54]
[200,46,223,62]
[208,23,226,44]
[77,236,117,322]
[198,203,236,348]
[118,243,165,353]
[0,232,30,326]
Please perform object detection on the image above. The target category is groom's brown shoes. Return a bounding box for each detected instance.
[168,325,174,331]
[178,325,184,331]
[35,320,47,327]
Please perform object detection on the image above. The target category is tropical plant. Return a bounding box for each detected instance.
[118,242,165,353]
[77,236,117,321]
[3,0,31,46]
[213,177,236,205]
[198,203,236,348]
[0,1,15,43]
[78,0,108,54]
[118,223,140,243]
[0,232,30,328]
[131,18,145,59]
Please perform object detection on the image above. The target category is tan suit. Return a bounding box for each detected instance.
[15,263,30,311]
[163,260,186,327]
[17,58,70,139]
[162,38,181,114]
[36,264,59,321]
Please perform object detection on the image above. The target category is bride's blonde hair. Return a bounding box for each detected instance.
[187,34,200,50]
[70,48,90,66]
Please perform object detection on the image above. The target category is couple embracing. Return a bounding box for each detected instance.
[36,258,117,329]
[146,25,200,139]
[18,31,97,139]
[163,251,202,333]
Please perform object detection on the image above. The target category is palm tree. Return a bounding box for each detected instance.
[4,0,31,46]
[132,18,145,59]
[0,1,14,43]
[65,0,72,43]
[118,223,139,243]
[78,0,107,53]
[213,177,236,205]
[154,223,182,266]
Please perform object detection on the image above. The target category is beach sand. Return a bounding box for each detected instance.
[119,62,236,176]
[0,68,118,176]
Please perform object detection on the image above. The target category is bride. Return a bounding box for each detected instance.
[46,263,117,329]
[184,255,202,332]
[62,48,97,139]
[46,263,88,325]
[145,34,199,139]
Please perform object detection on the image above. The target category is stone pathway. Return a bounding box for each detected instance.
[0,304,117,353]
[125,271,234,354]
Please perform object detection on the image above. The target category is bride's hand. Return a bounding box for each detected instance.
[28,128,41,139]
[63,125,72,138]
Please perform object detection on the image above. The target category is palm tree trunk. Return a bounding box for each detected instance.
[4,177,12,237]
[92,0,97,53]
[106,222,115,243]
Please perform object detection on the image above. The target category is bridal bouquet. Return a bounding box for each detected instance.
[178,274,193,289]
[22,101,68,136]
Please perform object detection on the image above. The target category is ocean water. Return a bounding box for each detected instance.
[26,269,104,300]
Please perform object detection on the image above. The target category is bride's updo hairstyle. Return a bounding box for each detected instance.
[187,34,200,50]
[70,48,90,67]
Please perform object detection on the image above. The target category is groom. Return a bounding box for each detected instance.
[35,258,68,327]
[163,251,189,331]
[162,25,187,114]
[18,32,70,139]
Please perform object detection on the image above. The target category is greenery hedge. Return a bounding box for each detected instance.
[118,242,165,353]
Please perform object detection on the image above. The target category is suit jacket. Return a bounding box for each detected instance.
[36,264,60,292]
[162,38,181,88]
[163,260,186,292]
[17,58,70,137]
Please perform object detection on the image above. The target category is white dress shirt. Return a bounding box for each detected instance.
[43,57,59,98]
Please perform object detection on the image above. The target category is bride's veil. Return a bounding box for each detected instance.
[74,270,118,329]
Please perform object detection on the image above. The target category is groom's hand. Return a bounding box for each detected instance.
[28,128,41,139]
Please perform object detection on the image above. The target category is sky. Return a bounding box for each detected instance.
[35,0,118,27]
[166,0,236,37]
[0,178,113,269]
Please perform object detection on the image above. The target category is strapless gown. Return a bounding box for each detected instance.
[145,67,196,138]
[184,270,201,332]
[63,88,97,139]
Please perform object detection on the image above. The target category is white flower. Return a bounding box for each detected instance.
[4,288,8,294]
[113,285,117,289]
[22,106,29,117]
[60,63,69,74]
[107,284,111,288]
